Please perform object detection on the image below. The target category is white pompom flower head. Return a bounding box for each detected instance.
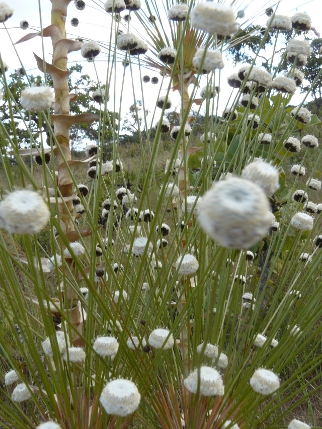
[21,86,54,111]
[241,158,280,197]
[148,328,174,350]
[250,368,280,395]
[0,2,13,23]
[184,366,225,396]
[100,378,141,417]
[191,3,238,37]
[197,177,271,249]
[0,189,50,234]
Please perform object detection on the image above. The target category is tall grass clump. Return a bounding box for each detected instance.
[0,0,322,428]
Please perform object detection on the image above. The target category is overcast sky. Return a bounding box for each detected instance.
[1,0,321,137]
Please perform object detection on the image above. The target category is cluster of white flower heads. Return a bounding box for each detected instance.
[21,86,54,111]
[198,177,271,249]
[100,379,141,416]
[193,48,224,72]
[0,189,50,234]
[250,368,280,395]
[191,3,238,36]
[148,328,174,349]
[241,159,279,197]
[184,366,224,396]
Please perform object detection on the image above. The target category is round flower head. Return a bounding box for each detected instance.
[156,223,171,236]
[156,95,172,109]
[139,209,154,222]
[237,64,251,81]
[291,212,314,231]
[227,73,242,88]
[291,164,305,176]
[170,124,191,140]
[158,47,177,64]
[75,0,85,10]
[287,68,304,87]
[193,48,224,72]
[299,253,312,263]
[129,38,148,55]
[317,204,322,214]
[241,159,279,197]
[63,346,86,363]
[267,15,292,31]
[248,67,272,89]
[292,13,311,31]
[126,0,141,11]
[21,86,54,111]
[191,3,238,36]
[151,76,159,84]
[286,39,311,57]
[176,253,199,275]
[104,0,125,13]
[156,118,170,133]
[182,195,201,215]
[81,41,101,59]
[100,379,140,416]
[247,114,260,129]
[258,133,272,145]
[288,420,311,429]
[117,33,139,50]
[77,184,89,197]
[293,190,308,203]
[200,86,217,99]
[142,75,150,83]
[85,143,98,157]
[301,135,318,149]
[93,336,119,357]
[223,107,238,121]
[272,76,297,94]
[198,177,271,249]
[42,332,68,357]
[0,2,13,22]
[250,368,280,395]
[241,94,258,109]
[71,17,79,26]
[5,369,19,386]
[168,4,189,21]
[306,178,321,191]
[314,235,322,248]
[287,52,307,67]
[223,421,240,429]
[127,335,146,350]
[92,89,107,103]
[184,366,224,396]
[12,383,31,402]
[64,242,85,258]
[37,423,62,429]
[196,343,218,359]
[0,189,50,234]
[132,237,152,256]
[164,182,179,197]
[114,290,128,303]
[149,328,174,349]
[304,201,317,214]
[283,137,301,152]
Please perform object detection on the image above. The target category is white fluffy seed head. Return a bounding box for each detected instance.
[127,336,146,350]
[301,135,318,148]
[291,165,305,176]
[184,366,224,396]
[288,419,311,429]
[42,332,68,357]
[198,177,271,249]
[100,379,140,416]
[193,48,224,72]
[104,0,126,13]
[258,133,272,145]
[250,368,280,395]
[191,3,238,36]
[5,369,19,386]
[0,189,50,234]
[64,242,85,258]
[63,346,86,363]
[196,343,218,359]
[291,107,312,124]
[284,137,301,152]
[93,336,119,357]
[291,13,311,31]
[182,195,201,215]
[267,15,291,31]
[21,86,54,111]
[254,334,267,348]
[148,328,174,349]
[81,41,101,59]
[158,47,177,64]
[286,38,311,57]
[272,76,297,94]
[306,178,321,190]
[0,2,13,23]
[12,383,32,402]
[168,4,189,21]
[241,159,279,197]
[291,212,313,231]
[248,67,272,88]
[175,253,199,275]
[36,423,62,429]
[132,237,152,256]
